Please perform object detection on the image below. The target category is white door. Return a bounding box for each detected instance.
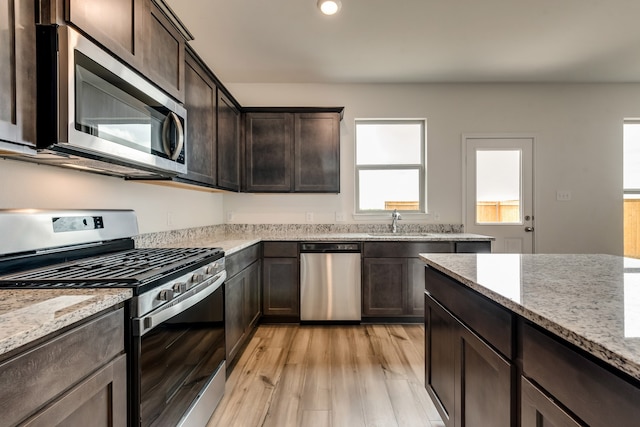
[464,136,535,253]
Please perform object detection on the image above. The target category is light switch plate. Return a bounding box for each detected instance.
[556,190,572,201]
[335,212,346,222]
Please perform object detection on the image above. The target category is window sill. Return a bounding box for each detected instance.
[352,212,433,222]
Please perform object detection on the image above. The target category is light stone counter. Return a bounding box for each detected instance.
[134,223,493,255]
[419,253,640,381]
[0,288,132,357]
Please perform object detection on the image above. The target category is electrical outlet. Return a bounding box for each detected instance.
[433,212,440,221]
[167,212,174,226]
[226,211,235,222]
[306,212,314,223]
[556,190,572,201]
[335,212,346,222]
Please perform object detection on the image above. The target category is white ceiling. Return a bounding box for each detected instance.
[165,0,640,84]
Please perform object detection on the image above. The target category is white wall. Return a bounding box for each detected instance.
[2,83,635,254]
[225,82,640,255]
[0,159,224,233]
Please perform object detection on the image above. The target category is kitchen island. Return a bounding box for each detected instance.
[420,253,640,427]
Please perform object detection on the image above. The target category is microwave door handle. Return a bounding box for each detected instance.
[162,111,184,161]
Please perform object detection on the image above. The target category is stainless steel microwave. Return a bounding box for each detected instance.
[31,24,187,178]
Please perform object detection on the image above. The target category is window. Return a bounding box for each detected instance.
[355,120,425,213]
[624,120,640,258]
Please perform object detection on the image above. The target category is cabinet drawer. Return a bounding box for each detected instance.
[455,241,491,253]
[522,322,640,427]
[226,244,260,277]
[0,308,124,426]
[363,242,453,257]
[263,241,298,258]
[425,267,513,359]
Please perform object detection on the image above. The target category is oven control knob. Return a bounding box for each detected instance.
[173,282,187,294]
[206,264,218,275]
[191,273,205,284]
[158,289,174,301]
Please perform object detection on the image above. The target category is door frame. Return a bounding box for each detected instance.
[461,133,537,253]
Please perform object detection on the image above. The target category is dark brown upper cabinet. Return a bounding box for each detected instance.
[177,48,242,191]
[294,113,340,192]
[217,91,241,191]
[244,112,294,192]
[64,0,146,70]
[243,108,343,193]
[144,1,186,101]
[0,0,37,154]
[179,50,217,186]
[62,0,187,101]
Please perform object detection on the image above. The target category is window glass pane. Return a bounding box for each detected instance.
[624,123,640,190]
[476,150,521,224]
[356,122,421,165]
[359,169,420,211]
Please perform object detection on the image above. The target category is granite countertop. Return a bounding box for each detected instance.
[419,253,640,381]
[141,232,493,255]
[0,288,132,357]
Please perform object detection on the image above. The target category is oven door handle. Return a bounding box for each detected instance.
[134,271,226,336]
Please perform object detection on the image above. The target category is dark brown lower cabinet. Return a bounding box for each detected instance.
[225,244,261,368]
[426,266,640,427]
[521,377,582,427]
[0,308,126,427]
[424,294,513,427]
[363,242,452,320]
[262,257,299,320]
[522,322,640,427]
[261,242,299,321]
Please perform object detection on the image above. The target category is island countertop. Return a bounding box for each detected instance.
[419,253,640,381]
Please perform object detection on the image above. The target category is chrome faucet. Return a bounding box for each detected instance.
[391,209,402,233]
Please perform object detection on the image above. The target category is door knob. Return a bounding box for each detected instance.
[524,227,534,232]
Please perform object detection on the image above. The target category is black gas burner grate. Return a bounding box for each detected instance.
[0,247,222,288]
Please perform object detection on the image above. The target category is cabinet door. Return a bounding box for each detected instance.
[294,112,340,192]
[362,258,406,317]
[225,272,245,363]
[181,52,216,186]
[22,355,127,427]
[217,91,240,191]
[0,0,36,148]
[245,112,294,192]
[262,257,299,317]
[408,258,426,316]
[456,324,513,427]
[66,0,145,69]
[144,2,185,101]
[243,260,262,328]
[425,294,456,427]
[521,377,581,427]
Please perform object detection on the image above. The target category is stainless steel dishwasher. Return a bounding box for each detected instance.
[300,242,362,321]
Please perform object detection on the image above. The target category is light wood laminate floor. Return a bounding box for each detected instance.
[207,324,444,427]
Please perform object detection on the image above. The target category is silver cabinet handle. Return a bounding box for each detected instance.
[162,111,184,161]
[525,227,534,232]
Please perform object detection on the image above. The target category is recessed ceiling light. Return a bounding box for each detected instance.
[318,0,342,15]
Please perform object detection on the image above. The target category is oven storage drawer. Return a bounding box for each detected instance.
[0,308,125,427]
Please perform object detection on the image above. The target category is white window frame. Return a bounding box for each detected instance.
[354,119,426,215]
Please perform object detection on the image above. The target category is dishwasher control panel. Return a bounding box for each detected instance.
[299,242,361,253]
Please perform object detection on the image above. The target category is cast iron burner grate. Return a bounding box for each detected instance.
[0,247,222,288]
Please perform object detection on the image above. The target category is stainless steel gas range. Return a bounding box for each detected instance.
[0,209,226,427]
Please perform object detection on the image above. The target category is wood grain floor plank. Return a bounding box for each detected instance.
[207,324,439,427]
[301,410,331,427]
[301,327,332,411]
[262,362,305,427]
[330,326,367,427]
